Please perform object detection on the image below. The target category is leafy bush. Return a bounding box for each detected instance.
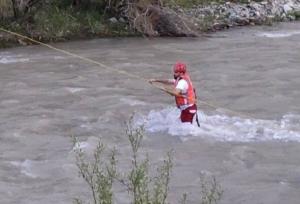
[33,6,82,39]
[73,117,223,204]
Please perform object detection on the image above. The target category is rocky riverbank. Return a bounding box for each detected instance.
[1,0,300,47]
[152,0,300,36]
[186,0,300,32]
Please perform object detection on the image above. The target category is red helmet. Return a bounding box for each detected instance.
[173,62,187,74]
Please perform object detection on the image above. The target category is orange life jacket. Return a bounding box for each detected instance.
[174,74,196,108]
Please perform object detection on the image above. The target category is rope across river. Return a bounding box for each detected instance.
[0,27,255,120]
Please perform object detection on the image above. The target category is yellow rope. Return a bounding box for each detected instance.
[0,27,255,119]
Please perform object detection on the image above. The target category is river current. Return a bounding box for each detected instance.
[1,22,300,204]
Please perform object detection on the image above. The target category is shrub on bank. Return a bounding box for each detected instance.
[0,0,135,47]
[0,0,255,43]
[1,0,300,46]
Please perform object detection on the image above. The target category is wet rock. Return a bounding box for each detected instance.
[109,17,118,24]
[119,17,126,23]
[212,22,230,31]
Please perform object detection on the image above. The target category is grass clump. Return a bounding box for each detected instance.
[287,10,300,20]
[0,0,134,45]
[72,117,223,204]
[33,6,82,40]
[294,11,300,19]
[32,5,131,41]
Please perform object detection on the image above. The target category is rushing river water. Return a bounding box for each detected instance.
[1,22,300,204]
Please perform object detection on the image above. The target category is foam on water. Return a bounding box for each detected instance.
[65,87,86,93]
[258,30,300,38]
[120,98,146,106]
[10,160,37,178]
[73,141,90,150]
[136,107,300,142]
[0,53,65,65]
[72,136,100,153]
[0,55,30,64]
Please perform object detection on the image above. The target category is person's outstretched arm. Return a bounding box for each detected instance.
[148,79,174,85]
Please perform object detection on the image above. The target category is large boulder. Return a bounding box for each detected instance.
[128,5,199,37]
[149,6,198,37]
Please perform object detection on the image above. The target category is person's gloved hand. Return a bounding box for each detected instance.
[148,79,156,84]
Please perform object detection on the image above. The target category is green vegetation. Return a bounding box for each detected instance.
[0,0,254,45]
[1,0,297,47]
[31,6,132,41]
[295,11,300,20]
[287,10,300,20]
[72,118,223,204]
[0,0,136,47]
[0,0,12,19]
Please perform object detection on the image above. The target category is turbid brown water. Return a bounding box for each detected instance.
[0,22,300,204]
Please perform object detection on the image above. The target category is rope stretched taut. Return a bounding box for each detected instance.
[0,27,255,120]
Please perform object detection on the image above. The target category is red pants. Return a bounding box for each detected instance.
[180,104,197,123]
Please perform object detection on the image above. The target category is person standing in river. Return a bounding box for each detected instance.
[149,62,200,126]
